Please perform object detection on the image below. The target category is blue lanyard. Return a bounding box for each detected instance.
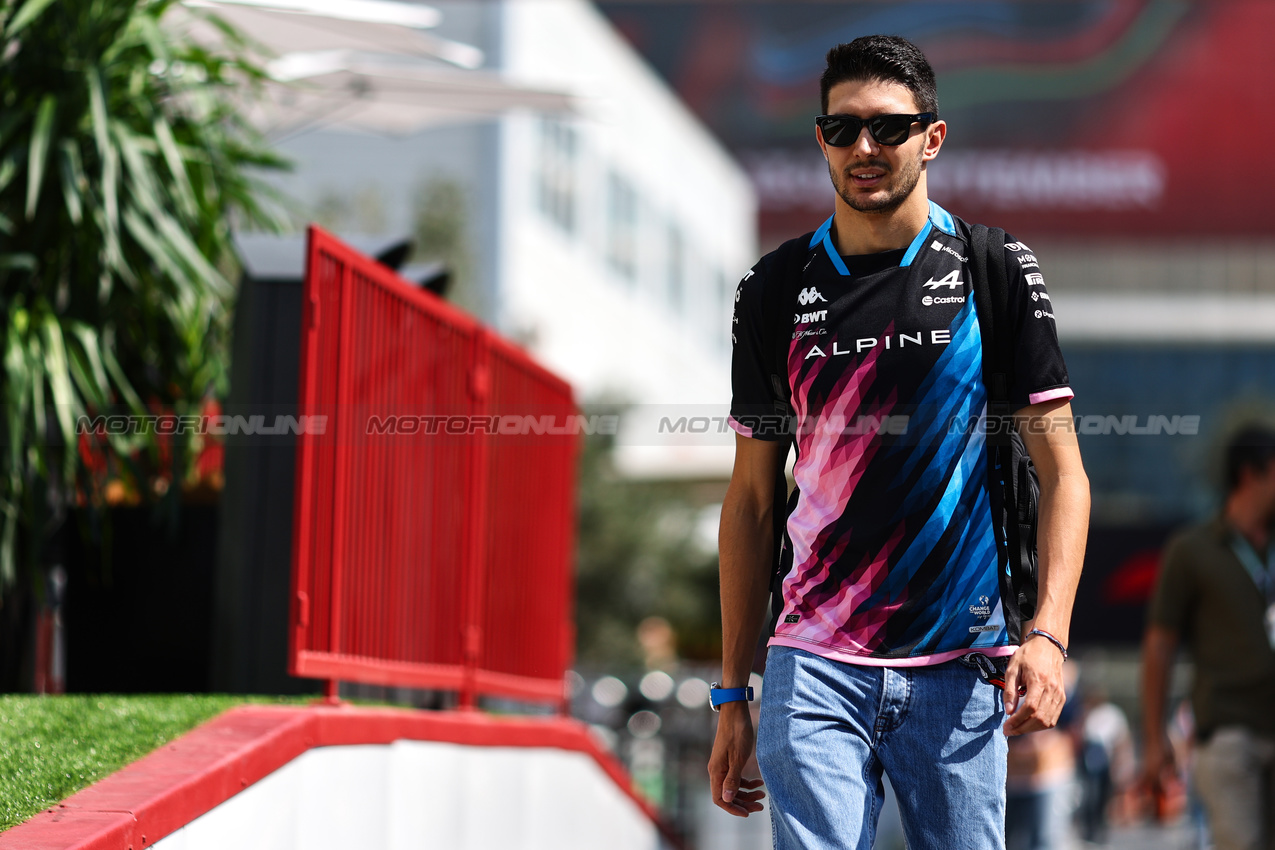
[1229,532,1274,601]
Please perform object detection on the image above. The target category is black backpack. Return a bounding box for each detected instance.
[759,223,1039,645]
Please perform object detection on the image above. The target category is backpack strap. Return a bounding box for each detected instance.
[968,224,1012,422]
[968,224,1031,642]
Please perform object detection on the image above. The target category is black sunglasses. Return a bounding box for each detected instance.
[815,113,935,147]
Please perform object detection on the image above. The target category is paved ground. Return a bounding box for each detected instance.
[1076,818,1202,850]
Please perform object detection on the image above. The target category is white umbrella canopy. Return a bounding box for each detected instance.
[181,0,476,66]
[255,50,575,135]
[171,0,574,135]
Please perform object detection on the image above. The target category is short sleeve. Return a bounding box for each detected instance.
[1003,237,1073,408]
[729,258,785,441]
[1148,532,1196,636]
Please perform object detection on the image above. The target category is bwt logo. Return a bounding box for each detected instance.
[797,287,827,305]
[795,310,828,324]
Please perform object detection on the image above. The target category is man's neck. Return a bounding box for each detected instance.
[1225,493,1271,551]
[830,187,931,257]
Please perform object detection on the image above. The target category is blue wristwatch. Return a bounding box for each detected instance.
[710,682,755,712]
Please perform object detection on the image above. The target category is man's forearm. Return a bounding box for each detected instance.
[1028,470,1089,644]
[1141,626,1177,748]
[718,491,775,688]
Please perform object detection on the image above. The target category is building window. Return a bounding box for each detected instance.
[536,118,576,234]
[607,171,638,282]
[666,224,684,311]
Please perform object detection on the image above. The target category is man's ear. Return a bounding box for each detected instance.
[922,119,947,163]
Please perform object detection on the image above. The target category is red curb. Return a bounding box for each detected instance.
[0,707,681,850]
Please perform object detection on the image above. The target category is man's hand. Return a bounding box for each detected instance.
[1002,634,1066,735]
[707,702,766,817]
[1140,732,1177,795]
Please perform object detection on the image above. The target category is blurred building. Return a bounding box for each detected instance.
[262,0,756,479]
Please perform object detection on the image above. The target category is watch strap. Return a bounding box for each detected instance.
[709,683,754,711]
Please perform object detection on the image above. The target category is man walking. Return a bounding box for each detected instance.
[1142,426,1275,850]
[710,36,1090,849]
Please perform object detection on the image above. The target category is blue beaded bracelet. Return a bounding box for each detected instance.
[1026,628,1068,660]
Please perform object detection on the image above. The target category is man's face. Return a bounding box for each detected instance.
[1255,460,1275,524]
[817,79,944,215]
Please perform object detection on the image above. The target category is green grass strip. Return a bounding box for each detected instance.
[0,694,311,832]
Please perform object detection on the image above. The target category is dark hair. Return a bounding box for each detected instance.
[820,36,938,116]
[1224,425,1275,493]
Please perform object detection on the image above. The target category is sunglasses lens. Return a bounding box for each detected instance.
[869,115,915,145]
[818,117,862,147]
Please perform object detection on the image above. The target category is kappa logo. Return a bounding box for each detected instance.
[797,286,827,305]
[923,269,963,290]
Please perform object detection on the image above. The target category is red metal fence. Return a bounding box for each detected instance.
[289,225,578,708]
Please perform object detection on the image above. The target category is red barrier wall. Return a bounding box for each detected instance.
[289,226,578,706]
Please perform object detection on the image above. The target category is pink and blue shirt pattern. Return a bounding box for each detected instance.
[729,203,1072,667]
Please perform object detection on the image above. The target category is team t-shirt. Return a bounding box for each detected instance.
[729,201,1072,666]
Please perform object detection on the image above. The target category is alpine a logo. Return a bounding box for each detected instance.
[797,287,827,305]
[922,269,963,290]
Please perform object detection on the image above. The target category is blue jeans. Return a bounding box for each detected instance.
[757,645,1008,850]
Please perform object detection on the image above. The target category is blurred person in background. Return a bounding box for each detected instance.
[1075,687,1133,845]
[1005,727,1076,850]
[1141,425,1275,850]
[710,35,1089,850]
[1005,664,1080,850]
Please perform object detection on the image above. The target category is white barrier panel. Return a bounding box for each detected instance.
[152,741,660,850]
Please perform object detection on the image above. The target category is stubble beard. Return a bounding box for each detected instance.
[830,149,925,215]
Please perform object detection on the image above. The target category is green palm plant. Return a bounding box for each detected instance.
[0,0,286,596]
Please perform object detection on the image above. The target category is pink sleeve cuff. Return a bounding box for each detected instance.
[727,415,753,437]
[1028,386,1074,405]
